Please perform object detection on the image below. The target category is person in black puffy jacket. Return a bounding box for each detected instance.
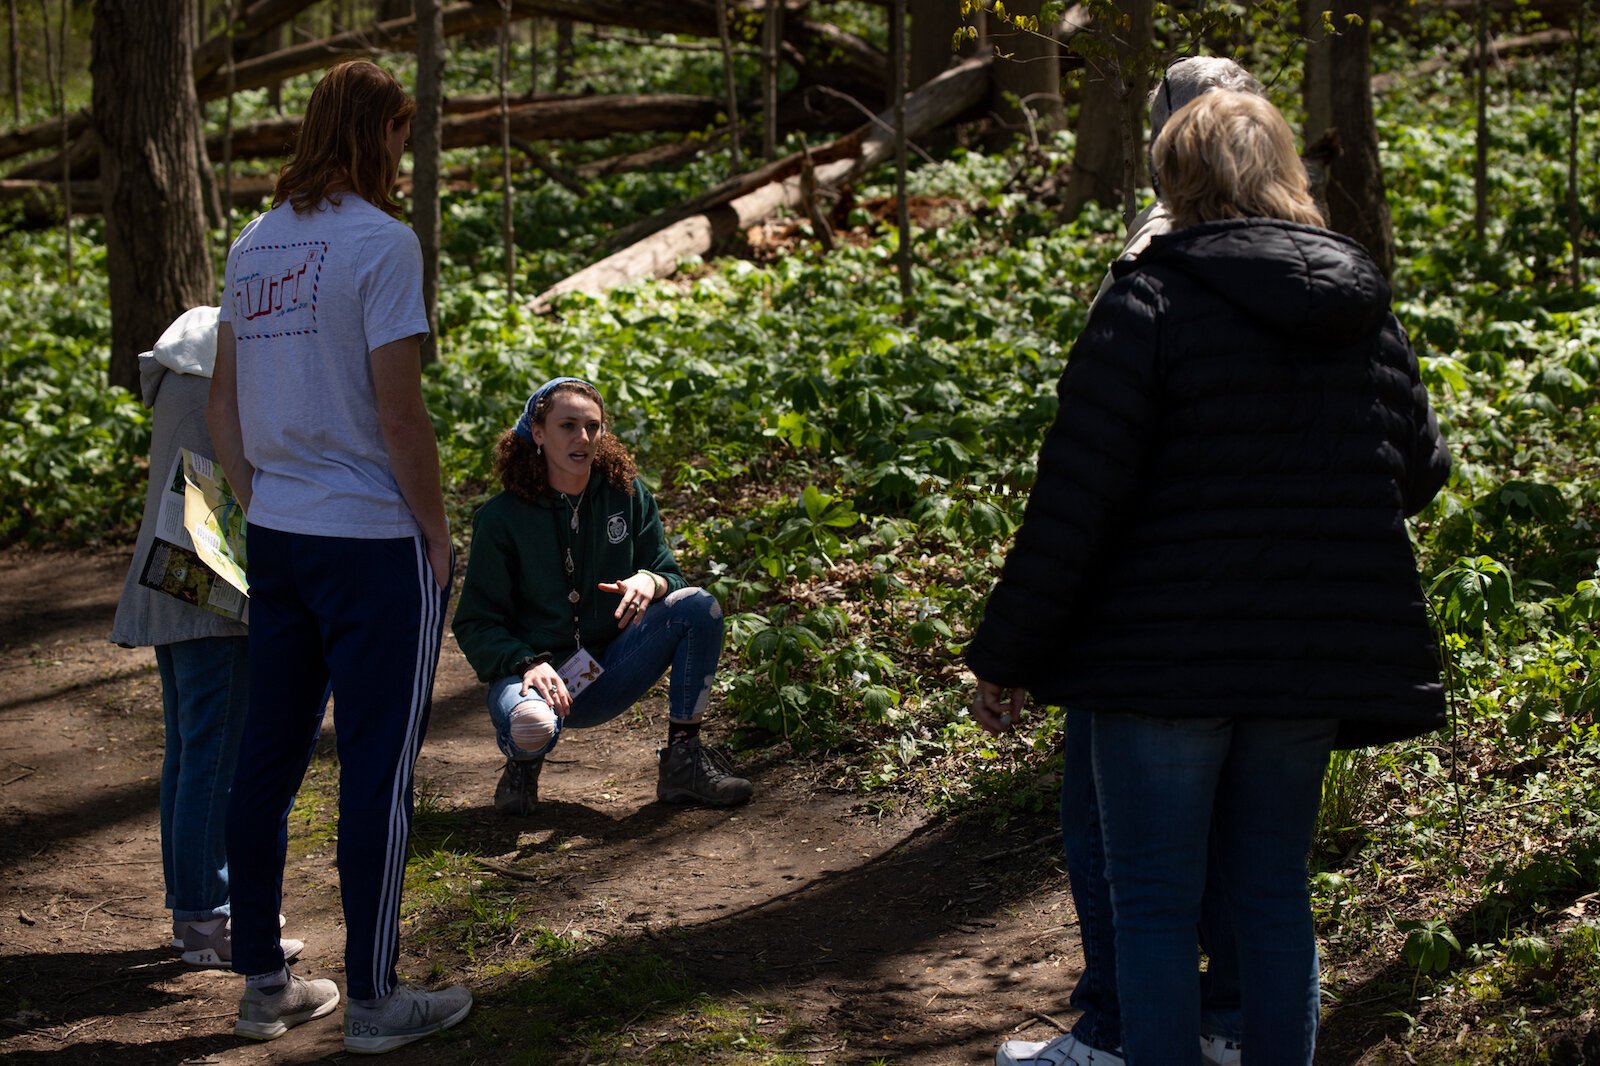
[967,90,1450,1066]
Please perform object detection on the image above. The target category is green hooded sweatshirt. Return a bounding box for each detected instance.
[452,476,687,682]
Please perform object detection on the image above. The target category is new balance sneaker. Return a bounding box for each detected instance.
[1201,1033,1243,1066]
[996,1031,1125,1066]
[493,757,543,815]
[656,738,753,807]
[343,981,473,1054]
[233,974,340,1041]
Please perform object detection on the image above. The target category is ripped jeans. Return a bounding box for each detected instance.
[486,586,724,761]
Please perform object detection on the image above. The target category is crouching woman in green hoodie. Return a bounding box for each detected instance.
[453,377,754,814]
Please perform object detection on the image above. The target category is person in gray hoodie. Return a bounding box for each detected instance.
[111,307,302,969]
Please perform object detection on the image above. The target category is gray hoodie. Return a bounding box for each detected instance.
[109,355,247,647]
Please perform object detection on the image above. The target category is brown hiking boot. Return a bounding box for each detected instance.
[493,757,543,814]
[656,739,753,807]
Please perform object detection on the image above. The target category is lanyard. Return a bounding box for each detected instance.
[556,490,585,652]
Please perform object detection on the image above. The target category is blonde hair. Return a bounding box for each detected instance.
[1152,90,1324,230]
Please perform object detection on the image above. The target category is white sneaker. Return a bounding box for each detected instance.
[1201,1032,1243,1065]
[343,981,472,1053]
[997,1031,1126,1066]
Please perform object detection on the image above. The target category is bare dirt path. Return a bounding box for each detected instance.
[0,547,1086,1065]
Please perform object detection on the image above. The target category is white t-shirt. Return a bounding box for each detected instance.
[220,197,430,538]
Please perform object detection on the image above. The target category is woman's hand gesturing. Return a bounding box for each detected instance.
[520,662,572,715]
[598,573,658,629]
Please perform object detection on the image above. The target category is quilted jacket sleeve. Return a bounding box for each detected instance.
[964,275,1165,688]
[1385,316,1452,517]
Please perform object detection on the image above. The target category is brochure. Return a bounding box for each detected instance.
[134,450,249,622]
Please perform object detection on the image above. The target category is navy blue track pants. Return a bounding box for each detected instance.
[224,524,448,1001]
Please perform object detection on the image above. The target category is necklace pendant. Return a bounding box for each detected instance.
[568,590,580,604]
[570,511,579,532]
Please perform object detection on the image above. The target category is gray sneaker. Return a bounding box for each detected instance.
[181,919,304,968]
[344,981,473,1054]
[234,974,340,1041]
[656,739,753,806]
[493,757,543,814]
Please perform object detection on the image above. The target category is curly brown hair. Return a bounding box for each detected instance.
[494,382,638,503]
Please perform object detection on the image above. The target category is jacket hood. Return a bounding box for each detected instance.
[1119,219,1392,345]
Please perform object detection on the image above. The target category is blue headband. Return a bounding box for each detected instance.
[512,376,596,441]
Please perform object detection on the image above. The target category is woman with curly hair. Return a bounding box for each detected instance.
[453,377,753,813]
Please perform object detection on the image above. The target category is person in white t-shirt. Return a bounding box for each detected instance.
[207,59,469,1054]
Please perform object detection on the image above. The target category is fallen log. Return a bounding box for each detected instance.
[212,94,723,160]
[533,55,992,309]
[194,2,506,101]
[192,0,322,85]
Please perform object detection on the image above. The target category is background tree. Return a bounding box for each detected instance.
[413,0,444,364]
[90,0,213,394]
[987,0,1063,142]
[1302,0,1395,277]
[1060,0,1153,221]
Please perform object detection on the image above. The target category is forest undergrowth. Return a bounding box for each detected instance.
[1,10,1598,1062]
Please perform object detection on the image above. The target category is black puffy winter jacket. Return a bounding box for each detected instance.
[965,218,1452,747]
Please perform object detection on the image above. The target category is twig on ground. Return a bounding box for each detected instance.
[81,894,146,929]
[1026,1010,1071,1034]
[2,765,37,786]
[976,832,1059,862]
[131,1010,235,1025]
[471,856,544,882]
[65,859,161,868]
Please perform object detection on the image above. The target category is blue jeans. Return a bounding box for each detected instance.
[1092,712,1335,1066]
[155,637,250,922]
[488,587,724,760]
[1060,710,1242,1053]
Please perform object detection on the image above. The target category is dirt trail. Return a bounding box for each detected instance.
[0,547,1086,1064]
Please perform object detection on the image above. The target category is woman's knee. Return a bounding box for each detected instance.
[663,586,722,626]
[508,701,557,756]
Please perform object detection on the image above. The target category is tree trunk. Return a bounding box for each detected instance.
[54,0,70,285]
[91,0,215,395]
[1301,0,1395,277]
[988,0,1064,137]
[413,0,444,364]
[499,0,515,302]
[891,0,912,316]
[715,0,740,174]
[1568,0,1585,289]
[1473,0,1488,240]
[553,15,572,88]
[379,0,409,18]
[763,0,781,159]
[909,0,967,89]
[1059,0,1149,220]
[8,0,19,124]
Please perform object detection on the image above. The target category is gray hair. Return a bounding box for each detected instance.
[1149,56,1265,144]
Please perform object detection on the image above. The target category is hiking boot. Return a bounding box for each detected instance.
[996,1031,1124,1066]
[343,981,473,1054]
[181,918,303,968]
[656,738,753,807]
[493,757,543,814]
[233,973,340,1041]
